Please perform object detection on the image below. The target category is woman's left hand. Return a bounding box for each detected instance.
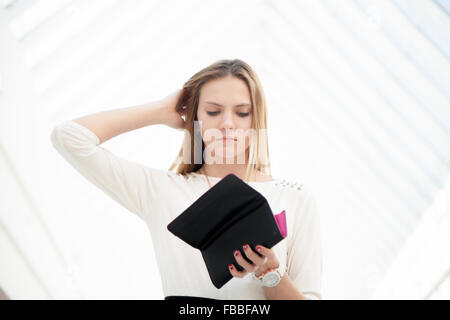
[228,244,279,278]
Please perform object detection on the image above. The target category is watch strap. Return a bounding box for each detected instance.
[255,267,278,281]
[252,267,284,284]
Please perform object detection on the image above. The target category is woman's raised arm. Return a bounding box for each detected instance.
[73,89,186,144]
[49,89,186,222]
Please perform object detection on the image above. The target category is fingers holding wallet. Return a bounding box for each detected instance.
[229,244,278,278]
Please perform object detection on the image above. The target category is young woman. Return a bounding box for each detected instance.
[50,59,323,300]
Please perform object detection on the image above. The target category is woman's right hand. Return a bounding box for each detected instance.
[158,88,187,131]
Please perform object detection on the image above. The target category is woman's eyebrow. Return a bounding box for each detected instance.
[204,101,251,107]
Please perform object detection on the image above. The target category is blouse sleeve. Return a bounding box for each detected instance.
[50,119,167,223]
[286,187,324,300]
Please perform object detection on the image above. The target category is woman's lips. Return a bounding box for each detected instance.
[221,137,237,144]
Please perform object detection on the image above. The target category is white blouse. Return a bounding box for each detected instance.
[50,120,323,300]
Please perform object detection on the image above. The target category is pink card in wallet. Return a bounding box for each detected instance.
[274,210,287,238]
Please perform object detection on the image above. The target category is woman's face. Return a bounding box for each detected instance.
[196,76,253,164]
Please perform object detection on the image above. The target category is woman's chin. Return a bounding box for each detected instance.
[214,151,247,162]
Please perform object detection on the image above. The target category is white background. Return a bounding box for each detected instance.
[0,0,449,299]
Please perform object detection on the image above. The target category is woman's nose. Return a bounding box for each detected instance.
[220,110,235,129]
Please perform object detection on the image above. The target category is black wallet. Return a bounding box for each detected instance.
[167,173,287,289]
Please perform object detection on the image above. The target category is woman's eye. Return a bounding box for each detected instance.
[207,111,250,117]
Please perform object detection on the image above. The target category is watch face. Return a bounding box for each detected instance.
[263,272,280,287]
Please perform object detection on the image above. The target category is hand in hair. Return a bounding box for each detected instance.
[158,88,187,131]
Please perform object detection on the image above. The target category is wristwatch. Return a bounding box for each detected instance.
[252,267,284,287]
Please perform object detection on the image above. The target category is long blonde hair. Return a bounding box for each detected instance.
[168,59,272,182]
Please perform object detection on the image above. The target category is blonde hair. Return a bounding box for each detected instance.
[168,59,272,182]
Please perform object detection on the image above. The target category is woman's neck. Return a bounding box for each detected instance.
[201,164,249,179]
[200,164,272,182]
